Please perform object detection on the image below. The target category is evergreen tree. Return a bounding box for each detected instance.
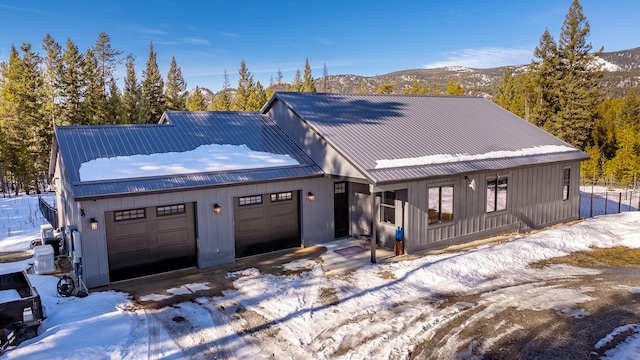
[141,41,165,123]
[59,38,85,125]
[41,33,62,127]
[248,81,268,110]
[186,87,207,111]
[91,32,122,98]
[292,69,303,92]
[82,48,106,124]
[0,44,45,193]
[106,77,123,123]
[233,60,254,111]
[445,78,465,96]
[165,56,187,110]
[302,58,316,92]
[122,54,145,123]
[376,83,394,94]
[209,69,233,111]
[532,0,603,150]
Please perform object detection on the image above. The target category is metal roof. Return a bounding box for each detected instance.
[267,92,589,183]
[54,112,323,199]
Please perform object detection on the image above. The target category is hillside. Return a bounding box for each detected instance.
[313,47,640,98]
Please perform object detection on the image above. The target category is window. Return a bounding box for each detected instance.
[428,186,454,224]
[487,177,508,212]
[157,204,185,216]
[334,182,346,194]
[271,192,293,202]
[114,208,145,222]
[563,168,570,201]
[380,191,395,225]
[238,195,262,206]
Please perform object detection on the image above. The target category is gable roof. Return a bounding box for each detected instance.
[265,92,589,184]
[53,111,323,199]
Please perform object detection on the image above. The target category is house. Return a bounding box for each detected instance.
[49,93,588,288]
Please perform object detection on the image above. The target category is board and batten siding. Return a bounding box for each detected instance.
[267,100,367,180]
[75,176,334,288]
[404,161,581,254]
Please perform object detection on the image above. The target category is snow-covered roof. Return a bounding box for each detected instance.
[265,93,589,183]
[54,112,323,199]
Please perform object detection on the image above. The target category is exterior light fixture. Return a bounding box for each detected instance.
[80,208,85,217]
[90,218,98,231]
[213,204,222,214]
[307,192,316,201]
[464,176,477,191]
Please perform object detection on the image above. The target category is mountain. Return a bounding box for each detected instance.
[315,47,640,98]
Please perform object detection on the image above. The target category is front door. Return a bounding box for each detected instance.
[334,182,349,237]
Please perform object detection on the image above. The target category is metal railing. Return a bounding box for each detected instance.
[38,195,59,230]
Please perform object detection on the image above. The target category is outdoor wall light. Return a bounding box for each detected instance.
[213,204,222,214]
[89,218,98,231]
[80,208,85,217]
[307,192,316,201]
[464,176,477,191]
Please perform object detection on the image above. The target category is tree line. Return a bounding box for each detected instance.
[493,0,640,187]
[0,31,320,194]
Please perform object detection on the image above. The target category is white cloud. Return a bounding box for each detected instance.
[181,37,210,46]
[424,47,533,69]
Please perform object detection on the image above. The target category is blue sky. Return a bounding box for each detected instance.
[1,0,639,92]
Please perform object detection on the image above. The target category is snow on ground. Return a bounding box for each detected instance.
[79,143,300,181]
[1,194,639,358]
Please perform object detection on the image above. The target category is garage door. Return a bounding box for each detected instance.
[105,203,197,281]
[234,191,300,258]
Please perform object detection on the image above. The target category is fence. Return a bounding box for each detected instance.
[579,186,640,219]
[38,195,59,230]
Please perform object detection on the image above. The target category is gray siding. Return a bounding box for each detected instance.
[71,176,334,288]
[267,100,367,180]
[403,161,581,253]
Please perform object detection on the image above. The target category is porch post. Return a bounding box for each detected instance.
[371,191,378,263]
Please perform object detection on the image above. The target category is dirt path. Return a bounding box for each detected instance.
[409,267,640,359]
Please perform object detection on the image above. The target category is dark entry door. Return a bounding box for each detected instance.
[334,182,349,237]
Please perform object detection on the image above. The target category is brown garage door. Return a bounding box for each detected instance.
[234,191,300,258]
[105,203,196,281]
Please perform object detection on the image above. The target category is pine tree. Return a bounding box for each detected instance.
[233,60,254,111]
[291,69,303,92]
[0,44,45,193]
[122,54,145,123]
[141,41,165,123]
[302,58,316,92]
[376,83,394,94]
[165,56,187,110]
[91,32,122,98]
[106,77,123,123]
[248,81,268,110]
[445,78,465,96]
[41,33,62,127]
[59,38,85,125]
[186,87,207,111]
[531,0,603,150]
[209,69,233,111]
[82,48,106,124]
